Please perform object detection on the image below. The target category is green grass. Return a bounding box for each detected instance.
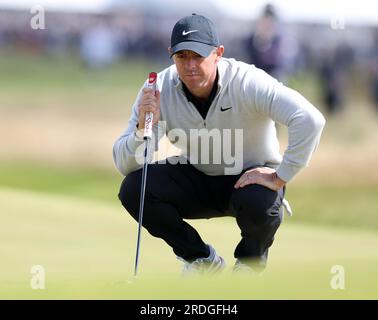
[1,186,377,299]
[0,162,377,231]
[0,161,121,203]
[0,51,165,116]
[286,185,378,231]
[0,51,164,90]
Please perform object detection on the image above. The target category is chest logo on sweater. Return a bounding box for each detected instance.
[220,106,232,112]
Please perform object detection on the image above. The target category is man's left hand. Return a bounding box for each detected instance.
[234,167,286,191]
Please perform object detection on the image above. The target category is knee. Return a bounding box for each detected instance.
[118,170,142,219]
[117,170,177,236]
[231,184,281,225]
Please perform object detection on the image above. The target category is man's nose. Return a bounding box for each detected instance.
[185,57,196,69]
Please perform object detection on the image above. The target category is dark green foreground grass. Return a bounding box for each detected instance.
[1,186,378,299]
[1,161,377,231]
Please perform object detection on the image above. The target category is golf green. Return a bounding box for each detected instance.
[1,186,377,299]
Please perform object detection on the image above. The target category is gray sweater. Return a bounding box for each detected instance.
[113,58,325,182]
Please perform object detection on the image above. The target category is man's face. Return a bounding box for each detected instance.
[170,46,224,93]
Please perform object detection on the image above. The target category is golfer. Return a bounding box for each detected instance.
[113,14,325,274]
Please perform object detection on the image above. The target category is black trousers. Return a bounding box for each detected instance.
[118,157,285,267]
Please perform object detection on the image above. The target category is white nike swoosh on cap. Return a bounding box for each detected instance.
[182,30,199,36]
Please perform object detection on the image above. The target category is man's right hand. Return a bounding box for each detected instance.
[138,88,161,129]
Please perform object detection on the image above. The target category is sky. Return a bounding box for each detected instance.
[0,0,377,25]
[0,0,109,12]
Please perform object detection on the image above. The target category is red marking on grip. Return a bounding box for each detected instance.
[148,72,157,84]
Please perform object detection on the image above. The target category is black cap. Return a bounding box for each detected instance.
[170,14,219,58]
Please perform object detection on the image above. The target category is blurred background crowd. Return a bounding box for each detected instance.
[0,1,377,114]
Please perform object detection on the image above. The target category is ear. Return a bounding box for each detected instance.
[168,47,173,56]
[215,45,224,62]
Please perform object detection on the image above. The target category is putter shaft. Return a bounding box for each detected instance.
[134,137,150,276]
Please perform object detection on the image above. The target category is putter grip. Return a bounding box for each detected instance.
[144,72,157,139]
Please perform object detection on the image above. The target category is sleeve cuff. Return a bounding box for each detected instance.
[276,162,303,183]
[126,129,145,152]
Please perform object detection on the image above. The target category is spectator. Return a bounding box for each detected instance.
[244,4,283,79]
